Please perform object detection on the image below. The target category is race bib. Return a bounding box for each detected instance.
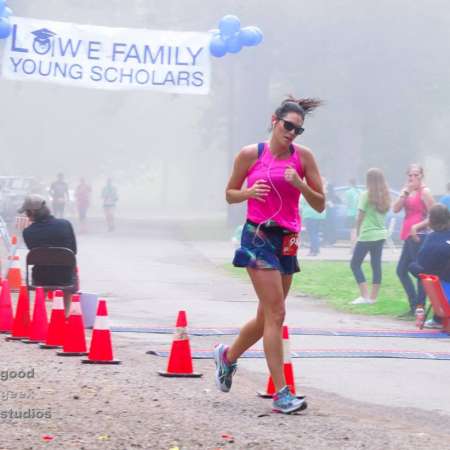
[282,233,299,256]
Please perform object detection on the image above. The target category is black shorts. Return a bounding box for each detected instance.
[233,221,300,275]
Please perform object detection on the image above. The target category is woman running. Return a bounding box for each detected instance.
[393,164,434,318]
[350,168,391,304]
[215,97,325,414]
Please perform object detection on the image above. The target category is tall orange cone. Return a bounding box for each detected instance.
[257,325,302,398]
[7,255,22,291]
[0,279,14,334]
[22,287,48,344]
[158,310,202,377]
[6,285,30,341]
[57,294,87,356]
[40,290,65,349]
[82,299,120,364]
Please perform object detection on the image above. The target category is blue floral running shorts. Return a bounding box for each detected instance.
[233,220,300,275]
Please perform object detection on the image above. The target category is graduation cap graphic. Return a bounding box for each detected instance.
[31,28,56,44]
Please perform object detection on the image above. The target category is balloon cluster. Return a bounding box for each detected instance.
[0,0,13,40]
[209,15,263,58]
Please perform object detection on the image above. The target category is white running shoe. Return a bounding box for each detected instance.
[351,297,373,305]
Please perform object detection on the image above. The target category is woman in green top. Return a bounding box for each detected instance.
[350,168,391,304]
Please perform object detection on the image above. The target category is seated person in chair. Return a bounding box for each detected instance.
[18,194,78,317]
[409,204,450,328]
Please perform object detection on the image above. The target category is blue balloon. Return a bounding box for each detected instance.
[0,17,11,39]
[209,35,227,58]
[219,15,241,37]
[239,27,260,47]
[247,26,263,46]
[2,6,12,18]
[225,35,242,54]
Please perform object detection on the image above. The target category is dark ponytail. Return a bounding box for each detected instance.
[275,95,323,119]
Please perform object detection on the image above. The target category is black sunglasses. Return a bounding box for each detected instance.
[279,118,304,136]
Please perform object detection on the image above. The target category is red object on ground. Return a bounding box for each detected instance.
[158,310,201,377]
[41,290,65,349]
[0,279,14,333]
[82,299,120,364]
[7,285,30,340]
[25,287,49,343]
[57,294,87,356]
[257,325,302,398]
[46,290,54,302]
[420,274,450,333]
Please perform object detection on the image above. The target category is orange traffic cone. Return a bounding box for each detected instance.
[7,255,22,292]
[158,310,202,378]
[82,299,120,364]
[0,279,14,334]
[57,294,87,356]
[6,285,30,341]
[40,290,65,349]
[22,287,48,344]
[257,325,302,398]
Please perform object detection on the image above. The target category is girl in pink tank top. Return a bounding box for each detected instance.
[215,97,326,414]
[393,164,435,317]
[247,142,304,232]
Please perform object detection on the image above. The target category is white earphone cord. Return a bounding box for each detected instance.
[252,147,284,247]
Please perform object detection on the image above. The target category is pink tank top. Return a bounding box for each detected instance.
[400,189,427,240]
[247,143,304,232]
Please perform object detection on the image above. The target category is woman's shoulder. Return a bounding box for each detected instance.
[292,144,314,163]
[236,144,259,164]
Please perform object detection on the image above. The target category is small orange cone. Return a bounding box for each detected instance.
[46,290,54,302]
[0,279,14,334]
[158,310,202,378]
[257,325,302,398]
[7,255,22,291]
[57,294,87,356]
[6,285,30,341]
[22,287,48,344]
[82,299,120,364]
[40,290,65,349]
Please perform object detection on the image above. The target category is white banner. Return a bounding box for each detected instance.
[1,17,210,94]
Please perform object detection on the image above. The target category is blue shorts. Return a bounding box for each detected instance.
[233,221,300,275]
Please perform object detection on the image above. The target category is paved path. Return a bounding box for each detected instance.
[18,218,450,416]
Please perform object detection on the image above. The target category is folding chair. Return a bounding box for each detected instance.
[26,247,77,291]
[419,274,450,333]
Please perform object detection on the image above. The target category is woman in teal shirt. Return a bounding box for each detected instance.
[350,168,391,304]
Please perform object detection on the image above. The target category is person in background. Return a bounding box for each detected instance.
[439,182,450,211]
[345,178,361,249]
[392,164,435,319]
[409,204,450,328]
[102,178,118,232]
[323,183,341,246]
[18,194,78,317]
[49,173,69,219]
[350,168,391,304]
[75,178,92,232]
[301,195,325,256]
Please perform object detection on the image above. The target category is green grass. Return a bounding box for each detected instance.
[225,261,412,318]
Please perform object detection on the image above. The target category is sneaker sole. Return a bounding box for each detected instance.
[213,345,230,393]
[272,399,308,414]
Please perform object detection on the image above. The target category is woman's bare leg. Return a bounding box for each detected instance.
[239,268,286,392]
[227,272,293,364]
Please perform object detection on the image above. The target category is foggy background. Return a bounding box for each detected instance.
[1,0,449,219]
